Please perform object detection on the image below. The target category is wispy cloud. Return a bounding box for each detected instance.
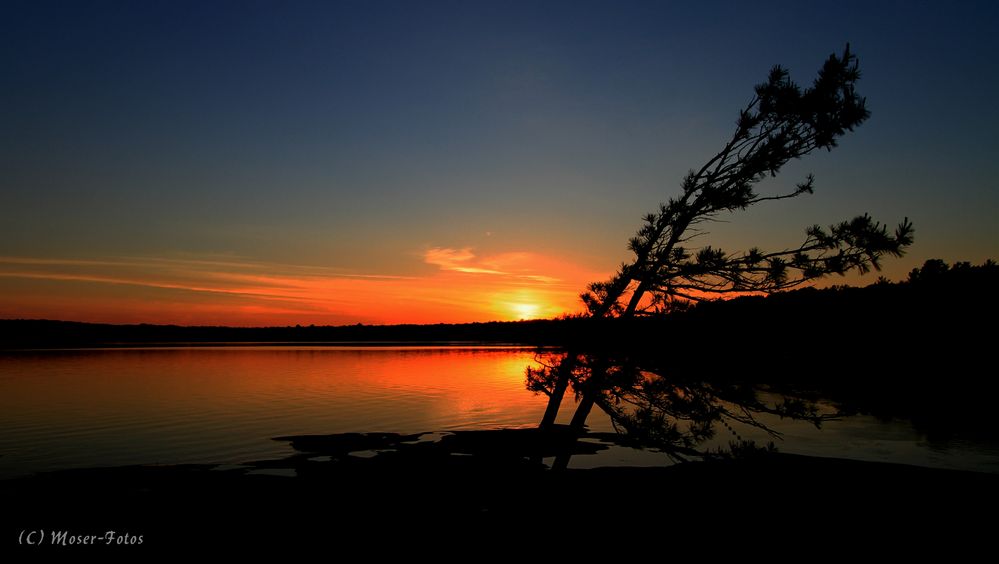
[423,247,564,284]
[0,271,303,303]
[423,248,505,275]
[112,256,416,280]
[0,256,401,315]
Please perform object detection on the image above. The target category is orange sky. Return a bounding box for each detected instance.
[0,250,606,326]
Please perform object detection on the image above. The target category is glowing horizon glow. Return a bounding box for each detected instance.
[0,251,604,326]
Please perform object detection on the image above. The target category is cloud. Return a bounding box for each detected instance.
[423,247,563,283]
[0,255,405,311]
[423,248,505,275]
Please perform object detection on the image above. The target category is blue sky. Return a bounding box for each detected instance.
[1,1,996,323]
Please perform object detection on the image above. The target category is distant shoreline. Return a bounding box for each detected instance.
[3,272,996,350]
[1,340,545,350]
[0,318,572,349]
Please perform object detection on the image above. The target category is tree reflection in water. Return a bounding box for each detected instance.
[526,351,839,469]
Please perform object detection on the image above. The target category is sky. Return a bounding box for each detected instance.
[1,0,996,326]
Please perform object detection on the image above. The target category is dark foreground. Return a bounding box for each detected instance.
[2,428,997,555]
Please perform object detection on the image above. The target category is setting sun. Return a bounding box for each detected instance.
[510,302,541,320]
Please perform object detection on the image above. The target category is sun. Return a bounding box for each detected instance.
[510,302,541,320]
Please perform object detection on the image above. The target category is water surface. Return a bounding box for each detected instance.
[1,347,996,478]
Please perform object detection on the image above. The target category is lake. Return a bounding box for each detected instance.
[1,346,997,479]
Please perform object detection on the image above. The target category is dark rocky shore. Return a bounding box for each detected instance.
[3,429,996,555]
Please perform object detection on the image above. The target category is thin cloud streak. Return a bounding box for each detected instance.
[423,247,569,285]
[423,248,506,275]
[0,271,307,304]
[0,256,415,280]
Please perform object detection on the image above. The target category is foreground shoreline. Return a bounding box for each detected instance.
[3,429,997,553]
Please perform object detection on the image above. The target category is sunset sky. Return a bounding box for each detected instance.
[2,1,996,325]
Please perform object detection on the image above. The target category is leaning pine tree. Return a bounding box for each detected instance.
[533,45,913,432]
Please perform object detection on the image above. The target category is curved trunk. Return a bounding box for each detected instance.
[539,355,573,428]
[623,279,651,316]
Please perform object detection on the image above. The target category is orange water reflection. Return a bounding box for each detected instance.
[0,347,558,478]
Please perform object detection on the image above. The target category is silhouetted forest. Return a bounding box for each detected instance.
[3,259,993,352]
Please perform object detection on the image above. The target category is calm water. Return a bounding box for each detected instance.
[1,347,996,479]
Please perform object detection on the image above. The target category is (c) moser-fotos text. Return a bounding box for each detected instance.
[19,530,143,546]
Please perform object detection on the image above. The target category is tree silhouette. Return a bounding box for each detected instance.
[535,46,914,441]
[583,45,913,317]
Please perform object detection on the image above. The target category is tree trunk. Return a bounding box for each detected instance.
[568,394,596,431]
[623,279,651,316]
[550,361,606,471]
[551,389,599,471]
[539,362,571,428]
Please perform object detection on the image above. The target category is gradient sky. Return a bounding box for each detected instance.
[1,1,997,325]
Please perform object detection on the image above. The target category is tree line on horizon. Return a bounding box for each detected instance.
[0,257,993,339]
